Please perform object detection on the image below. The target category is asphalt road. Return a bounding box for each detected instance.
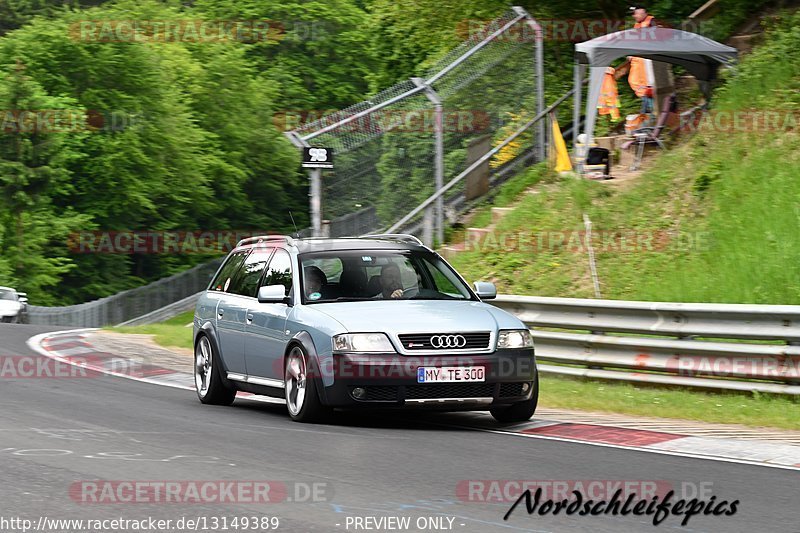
[1,323,798,533]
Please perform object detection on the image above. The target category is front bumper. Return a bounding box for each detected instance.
[317,348,536,409]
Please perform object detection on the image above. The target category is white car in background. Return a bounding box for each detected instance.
[0,287,27,323]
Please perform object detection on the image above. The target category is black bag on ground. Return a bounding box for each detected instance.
[586,147,610,176]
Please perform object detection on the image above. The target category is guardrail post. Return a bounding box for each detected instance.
[789,341,800,385]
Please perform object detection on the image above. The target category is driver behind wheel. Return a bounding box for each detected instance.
[376,263,404,299]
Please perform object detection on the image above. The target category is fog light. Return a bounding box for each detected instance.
[352,387,367,399]
[521,382,530,393]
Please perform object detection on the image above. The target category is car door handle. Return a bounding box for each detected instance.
[218,309,224,319]
[246,313,253,325]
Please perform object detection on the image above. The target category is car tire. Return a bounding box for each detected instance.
[490,374,539,423]
[194,334,237,405]
[284,345,331,423]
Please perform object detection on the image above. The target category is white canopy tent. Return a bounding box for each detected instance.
[572,27,738,149]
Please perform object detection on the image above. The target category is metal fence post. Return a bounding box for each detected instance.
[411,78,444,246]
[515,7,546,161]
[422,206,434,248]
[285,131,322,236]
[309,168,322,236]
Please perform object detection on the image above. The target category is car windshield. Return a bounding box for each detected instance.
[299,249,475,303]
[0,290,16,301]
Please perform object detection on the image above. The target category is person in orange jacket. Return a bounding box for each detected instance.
[598,67,621,121]
[628,6,657,113]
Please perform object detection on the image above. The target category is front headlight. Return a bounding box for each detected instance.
[332,333,395,353]
[497,329,533,349]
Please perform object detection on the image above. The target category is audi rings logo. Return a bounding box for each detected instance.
[430,335,467,349]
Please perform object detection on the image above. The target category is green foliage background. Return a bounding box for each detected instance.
[0,0,768,304]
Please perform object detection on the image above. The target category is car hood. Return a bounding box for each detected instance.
[308,299,523,335]
[0,300,21,315]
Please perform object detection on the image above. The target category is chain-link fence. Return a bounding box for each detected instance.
[25,259,223,328]
[288,7,544,243]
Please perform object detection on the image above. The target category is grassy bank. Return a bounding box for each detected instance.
[541,375,800,430]
[109,310,194,351]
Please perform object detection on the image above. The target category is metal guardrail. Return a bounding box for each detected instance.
[26,259,223,328]
[386,87,576,236]
[116,292,202,327]
[491,295,800,394]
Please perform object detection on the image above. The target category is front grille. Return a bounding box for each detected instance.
[499,382,526,397]
[398,332,491,351]
[405,383,495,399]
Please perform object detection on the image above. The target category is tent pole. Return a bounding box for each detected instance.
[573,63,581,149]
[573,62,582,160]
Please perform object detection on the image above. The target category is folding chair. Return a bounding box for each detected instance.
[621,93,678,170]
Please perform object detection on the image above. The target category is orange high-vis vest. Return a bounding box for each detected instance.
[598,67,620,120]
[629,15,655,97]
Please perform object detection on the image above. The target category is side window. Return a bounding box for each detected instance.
[422,256,470,299]
[430,267,460,295]
[210,251,247,292]
[261,249,293,297]
[230,249,273,297]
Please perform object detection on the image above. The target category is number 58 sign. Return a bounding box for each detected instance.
[302,147,334,169]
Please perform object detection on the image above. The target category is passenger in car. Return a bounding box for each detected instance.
[303,266,327,300]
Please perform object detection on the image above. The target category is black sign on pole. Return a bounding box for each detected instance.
[302,147,334,169]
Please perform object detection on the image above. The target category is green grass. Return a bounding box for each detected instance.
[541,375,800,430]
[109,310,194,351]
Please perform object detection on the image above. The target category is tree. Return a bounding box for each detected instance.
[0,62,89,302]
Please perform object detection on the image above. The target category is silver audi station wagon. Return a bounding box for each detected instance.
[193,234,537,423]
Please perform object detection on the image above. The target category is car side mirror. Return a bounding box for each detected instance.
[258,285,290,304]
[473,281,497,300]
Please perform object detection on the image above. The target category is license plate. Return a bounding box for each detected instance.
[417,366,485,383]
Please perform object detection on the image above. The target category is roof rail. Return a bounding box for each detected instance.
[236,235,295,248]
[359,233,424,246]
